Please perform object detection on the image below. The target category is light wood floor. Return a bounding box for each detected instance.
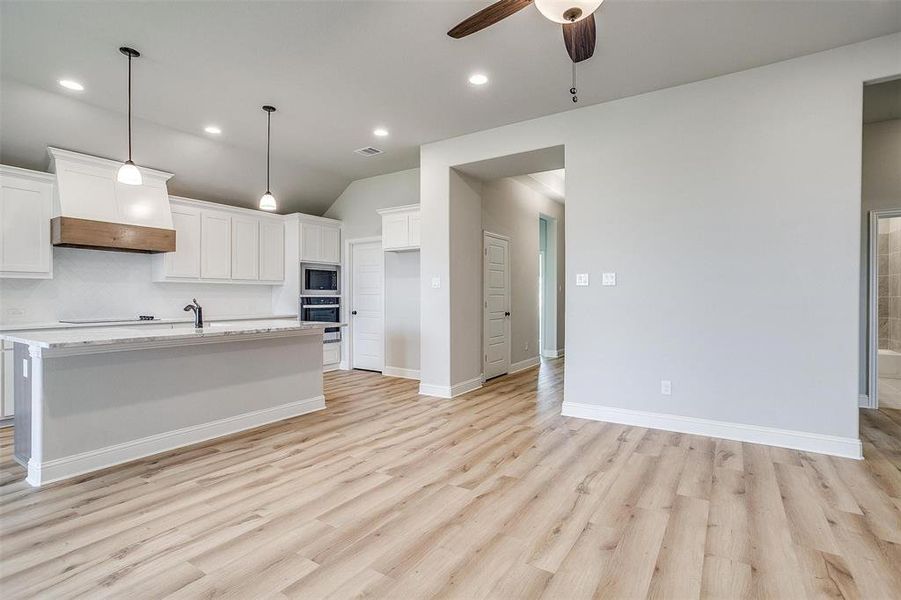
[1,359,900,599]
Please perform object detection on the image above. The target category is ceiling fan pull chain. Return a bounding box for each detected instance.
[570,61,578,103]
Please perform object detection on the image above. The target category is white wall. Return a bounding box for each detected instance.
[419,33,901,451]
[385,251,420,373]
[322,168,420,240]
[481,177,565,364]
[0,247,275,325]
[860,118,901,391]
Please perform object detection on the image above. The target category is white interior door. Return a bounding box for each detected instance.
[484,232,511,380]
[351,241,384,371]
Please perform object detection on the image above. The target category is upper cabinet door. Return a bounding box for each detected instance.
[165,205,201,278]
[382,213,409,250]
[408,213,421,248]
[231,216,260,280]
[259,220,285,282]
[0,174,52,277]
[201,212,231,279]
[320,226,340,264]
[301,222,322,262]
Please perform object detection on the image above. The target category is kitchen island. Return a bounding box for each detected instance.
[2,319,337,486]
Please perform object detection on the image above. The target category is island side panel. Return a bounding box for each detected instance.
[33,332,324,484]
[12,343,31,467]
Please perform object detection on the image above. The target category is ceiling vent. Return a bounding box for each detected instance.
[354,146,383,157]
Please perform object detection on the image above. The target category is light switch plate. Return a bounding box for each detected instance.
[575,273,589,287]
[602,272,616,286]
[660,380,672,395]
[431,276,441,289]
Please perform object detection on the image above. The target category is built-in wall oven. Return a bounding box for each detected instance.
[301,263,340,296]
[301,296,341,343]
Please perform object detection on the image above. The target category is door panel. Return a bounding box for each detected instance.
[231,216,260,280]
[351,242,384,371]
[483,233,510,380]
[320,226,340,264]
[259,220,285,281]
[200,212,231,279]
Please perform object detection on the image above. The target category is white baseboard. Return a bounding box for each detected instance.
[383,366,421,380]
[419,375,483,399]
[510,356,541,374]
[27,395,326,487]
[561,401,862,460]
[542,348,564,359]
[858,393,870,408]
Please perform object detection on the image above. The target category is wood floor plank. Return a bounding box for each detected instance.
[0,358,899,599]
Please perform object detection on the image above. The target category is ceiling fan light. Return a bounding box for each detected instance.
[117,160,143,185]
[259,192,277,211]
[534,0,603,24]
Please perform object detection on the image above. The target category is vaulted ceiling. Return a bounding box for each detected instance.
[2,1,899,214]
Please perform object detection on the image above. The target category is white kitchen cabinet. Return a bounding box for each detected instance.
[1,342,13,423]
[201,212,231,279]
[323,343,341,371]
[154,197,285,284]
[320,226,340,264]
[259,220,285,282]
[231,216,260,281]
[378,205,421,251]
[0,166,53,279]
[301,222,321,262]
[162,205,201,278]
[299,220,341,264]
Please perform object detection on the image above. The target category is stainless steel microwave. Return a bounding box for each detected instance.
[301,263,340,295]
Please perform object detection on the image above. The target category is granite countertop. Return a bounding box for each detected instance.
[0,319,347,350]
[0,314,300,333]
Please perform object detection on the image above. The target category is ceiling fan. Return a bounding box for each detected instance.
[448,0,602,64]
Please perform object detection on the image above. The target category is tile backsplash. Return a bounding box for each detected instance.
[0,247,277,325]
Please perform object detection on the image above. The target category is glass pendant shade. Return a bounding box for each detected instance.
[117,160,143,185]
[259,192,276,211]
[534,0,603,23]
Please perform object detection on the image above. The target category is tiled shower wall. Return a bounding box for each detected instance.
[878,217,901,351]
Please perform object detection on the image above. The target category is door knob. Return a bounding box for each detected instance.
[352,310,358,315]
[505,311,511,316]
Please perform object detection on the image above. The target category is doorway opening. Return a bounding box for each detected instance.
[862,77,901,413]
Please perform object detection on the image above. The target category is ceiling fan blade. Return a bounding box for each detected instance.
[562,13,596,63]
[448,0,533,38]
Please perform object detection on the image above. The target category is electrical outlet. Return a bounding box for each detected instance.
[576,273,589,286]
[660,380,672,395]
[602,272,616,286]
[431,276,441,289]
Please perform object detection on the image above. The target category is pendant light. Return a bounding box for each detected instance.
[258,105,277,211]
[117,46,142,185]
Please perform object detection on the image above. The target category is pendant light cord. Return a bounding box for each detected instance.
[127,52,133,161]
[266,110,271,193]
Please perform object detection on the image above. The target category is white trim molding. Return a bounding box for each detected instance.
[510,356,541,374]
[561,402,862,460]
[858,394,870,408]
[383,366,421,380]
[419,375,483,399]
[27,395,326,487]
[542,348,564,359]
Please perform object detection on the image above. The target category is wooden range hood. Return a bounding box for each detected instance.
[48,148,176,254]
[51,216,175,253]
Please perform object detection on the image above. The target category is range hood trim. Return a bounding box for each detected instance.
[51,216,176,254]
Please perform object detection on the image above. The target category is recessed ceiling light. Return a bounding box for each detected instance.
[58,79,84,91]
[373,127,389,137]
[204,125,222,135]
[468,73,489,86]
